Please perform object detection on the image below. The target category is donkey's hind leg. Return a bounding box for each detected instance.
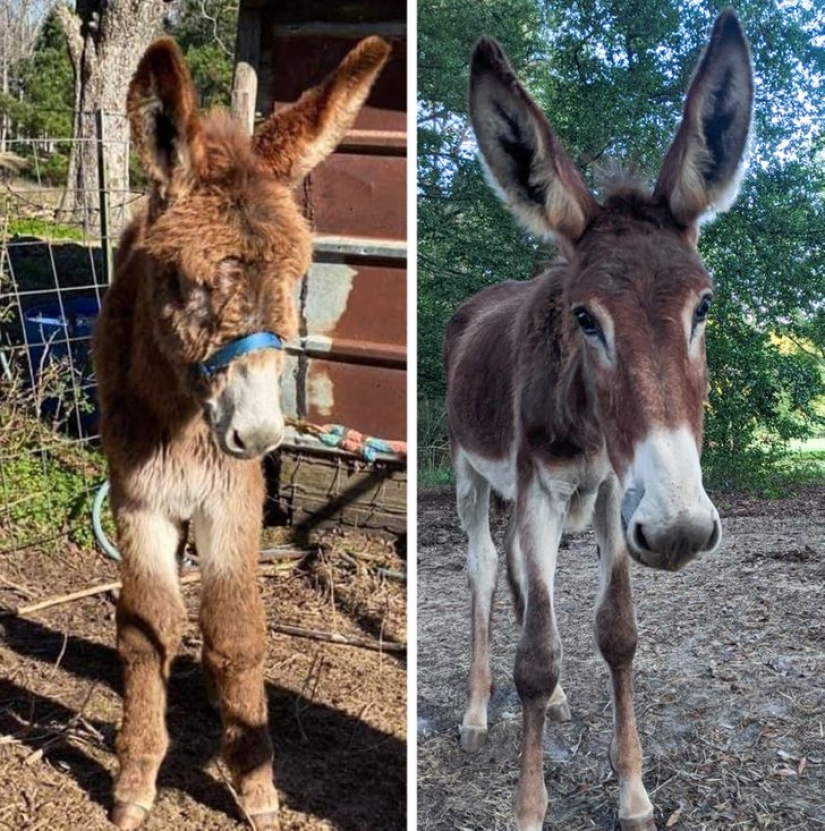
[195,490,279,831]
[455,451,498,752]
[112,509,186,830]
[505,518,571,723]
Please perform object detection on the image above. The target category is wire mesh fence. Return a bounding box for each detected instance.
[0,110,134,555]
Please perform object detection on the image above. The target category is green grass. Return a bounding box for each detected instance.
[6,217,85,242]
[0,450,104,550]
[419,466,453,489]
[788,436,825,455]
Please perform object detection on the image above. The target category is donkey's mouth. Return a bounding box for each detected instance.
[214,427,283,460]
[627,545,696,573]
[621,485,704,572]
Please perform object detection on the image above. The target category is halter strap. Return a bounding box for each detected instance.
[197,331,284,378]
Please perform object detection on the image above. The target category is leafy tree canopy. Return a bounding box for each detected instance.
[164,0,238,109]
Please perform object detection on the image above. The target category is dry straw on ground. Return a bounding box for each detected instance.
[0,528,407,830]
[418,486,825,831]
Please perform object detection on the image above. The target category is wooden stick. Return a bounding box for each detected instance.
[270,623,406,654]
[0,574,195,618]
[0,562,296,619]
[2,579,123,617]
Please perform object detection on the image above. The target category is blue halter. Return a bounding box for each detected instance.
[197,331,284,378]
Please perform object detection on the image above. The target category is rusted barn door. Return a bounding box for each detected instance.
[234,1,407,532]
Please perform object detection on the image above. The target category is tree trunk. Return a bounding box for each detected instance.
[55,1,169,234]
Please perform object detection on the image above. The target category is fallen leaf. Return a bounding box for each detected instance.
[666,808,683,827]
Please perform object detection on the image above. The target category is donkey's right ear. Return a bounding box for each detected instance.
[469,38,599,243]
[127,38,205,196]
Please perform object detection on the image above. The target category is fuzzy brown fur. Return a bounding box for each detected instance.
[93,36,388,831]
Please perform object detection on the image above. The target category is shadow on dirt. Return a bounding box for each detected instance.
[1,614,406,829]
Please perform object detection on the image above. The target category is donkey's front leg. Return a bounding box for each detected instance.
[112,509,187,830]
[194,483,278,831]
[513,477,566,831]
[505,518,572,724]
[594,477,655,831]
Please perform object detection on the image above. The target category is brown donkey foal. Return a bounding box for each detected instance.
[93,37,389,830]
[446,11,752,831]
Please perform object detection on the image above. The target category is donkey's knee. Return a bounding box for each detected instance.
[515,628,561,705]
[116,580,186,672]
[467,535,497,593]
[596,566,638,671]
[201,596,268,677]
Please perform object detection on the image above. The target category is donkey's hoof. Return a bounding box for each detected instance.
[459,725,487,753]
[619,811,656,831]
[249,811,279,831]
[111,802,148,830]
[547,698,572,722]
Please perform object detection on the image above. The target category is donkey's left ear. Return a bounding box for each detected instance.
[127,38,206,196]
[654,10,753,227]
[253,37,390,184]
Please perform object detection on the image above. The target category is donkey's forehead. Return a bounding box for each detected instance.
[571,206,712,297]
[146,180,312,273]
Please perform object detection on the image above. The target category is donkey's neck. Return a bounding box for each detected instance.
[516,269,603,459]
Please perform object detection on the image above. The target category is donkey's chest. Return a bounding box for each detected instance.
[463,444,610,528]
[534,450,610,529]
[124,440,260,522]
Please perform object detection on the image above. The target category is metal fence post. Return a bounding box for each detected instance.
[95,109,114,285]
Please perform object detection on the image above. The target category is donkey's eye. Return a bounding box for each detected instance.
[180,279,212,320]
[573,307,601,338]
[694,295,712,325]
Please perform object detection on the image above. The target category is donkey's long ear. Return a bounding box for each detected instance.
[253,37,390,184]
[127,38,205,195]
[469,38,599,243]
[654,10,753,227]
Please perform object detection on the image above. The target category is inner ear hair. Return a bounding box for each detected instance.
[654,9,753,225]
[469,37,598,243]
[127,37,205,192]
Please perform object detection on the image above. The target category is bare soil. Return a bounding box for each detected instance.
[0,531,406,831]
[417,486,825,831]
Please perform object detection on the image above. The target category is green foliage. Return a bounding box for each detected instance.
[0,351,105,551]
[0,451,103,550]
[165,0,238,109]
[0,10,75,183]
[418,0,825,491]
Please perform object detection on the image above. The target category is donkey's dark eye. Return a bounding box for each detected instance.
[573,307,601,338]
[694,295,712,324]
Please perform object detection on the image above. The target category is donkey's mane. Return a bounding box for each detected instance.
[198,110,272,188]
[592,166,683,231]
[598,186,680,230]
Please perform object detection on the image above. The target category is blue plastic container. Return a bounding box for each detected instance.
[24,297,99,372]
[22,296,100,436]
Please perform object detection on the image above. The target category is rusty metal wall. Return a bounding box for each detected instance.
[252,1,407,444]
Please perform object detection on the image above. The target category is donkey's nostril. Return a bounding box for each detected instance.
[633,523,650,553]
[232,429,246,451]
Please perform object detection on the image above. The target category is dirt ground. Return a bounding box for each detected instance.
[0,530,406,831]
[417,486,825,831]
